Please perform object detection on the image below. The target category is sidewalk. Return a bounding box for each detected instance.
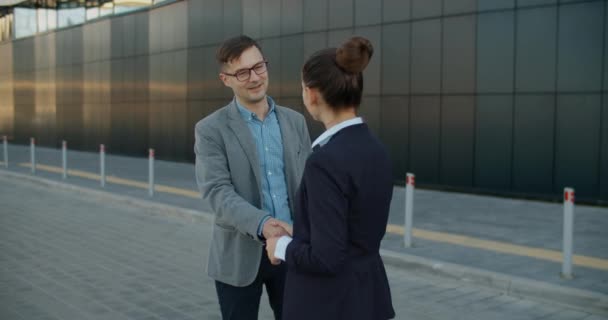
[1,143,607,314]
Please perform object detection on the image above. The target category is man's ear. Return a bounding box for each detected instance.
[219,73,230,87]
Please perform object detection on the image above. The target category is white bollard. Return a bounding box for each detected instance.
[30,137,36,174]
[562,187,575,279]
[148,148,155,197]
[404,173,415,248]
[2,135,7,168]
[100,144,106,187]
[62,140,67,179]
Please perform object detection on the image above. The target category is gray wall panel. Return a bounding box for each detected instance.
[281,0,303,34]
[412,0,442,19]
[555,95,601,198]
[477,11,515,93]
[328,29,353,48]
[303,0,327,32]
[262,0,282,37]
[223,0,243,39]
[441,96,475,187]
[601,95,608,201]
[518,0,556,6]
[280,35,303,97]
[478,0,514,11]
[355,0,382,26]
[303,32,327,61]
[410,96,440,184]
[516,7,557,92]
[259,38,281,98]
[444,0,477,15]
[411,19,441,94]
[360,96,381,135]
[557,1,604,92]
[355,26,381,95]
[243,0,262,38]
[382,23,410,95]
[380,96,409,181]
[383,0,411,22]
[329,0,353,29]
[123,14,136,57]
[513,95,555,193]
[443,15,476,94]
[475,95,513,190]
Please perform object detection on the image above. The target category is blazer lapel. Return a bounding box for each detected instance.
[276,106,300,214]
[227,101,263,194]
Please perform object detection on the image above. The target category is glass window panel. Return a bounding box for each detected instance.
[14,8,37,39]
[86,8,100,21]
[47,10,57,30]
[477,11,515,93]
[38,9,48,33]
[58,8,85,28]
[557,1,604,92]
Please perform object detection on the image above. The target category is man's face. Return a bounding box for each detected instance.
[219,46,269,105]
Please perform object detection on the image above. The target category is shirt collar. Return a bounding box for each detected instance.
[235,96,275,121]
[311,117,363,149]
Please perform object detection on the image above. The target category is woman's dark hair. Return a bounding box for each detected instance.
[216,35,263,65]
[302,36,373,109]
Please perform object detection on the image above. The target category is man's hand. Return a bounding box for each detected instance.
[262,218,289,240]
[273,220,293,236]
[266,236,281,265]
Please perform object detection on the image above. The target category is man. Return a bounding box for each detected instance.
[194,35,311,320]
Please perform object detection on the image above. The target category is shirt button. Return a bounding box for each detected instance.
[268,171,272,176]
[265,147,269,151]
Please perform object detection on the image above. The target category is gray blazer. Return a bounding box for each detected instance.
[194,99,311,287]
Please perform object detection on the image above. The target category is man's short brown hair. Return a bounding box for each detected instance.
[216,35,263,66]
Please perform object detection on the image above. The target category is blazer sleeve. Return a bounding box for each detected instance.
[194,122,268,242]
[285,155,349,275]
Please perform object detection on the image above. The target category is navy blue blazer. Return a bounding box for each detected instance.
[283,123,395,320]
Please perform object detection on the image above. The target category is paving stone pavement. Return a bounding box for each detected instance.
[1,175,606,320]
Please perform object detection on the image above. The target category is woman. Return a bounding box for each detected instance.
[266,37,395,320]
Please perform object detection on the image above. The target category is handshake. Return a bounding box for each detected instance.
[262,218,293,266]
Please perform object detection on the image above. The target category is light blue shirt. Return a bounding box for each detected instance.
[236,97,292,237]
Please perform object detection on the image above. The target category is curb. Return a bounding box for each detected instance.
[0,169,214,224]
[380,250,608,316]
[2,169,607,316]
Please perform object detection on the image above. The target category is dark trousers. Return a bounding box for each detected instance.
[215,253,286,320]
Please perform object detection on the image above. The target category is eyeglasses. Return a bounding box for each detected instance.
[222,60,268,82]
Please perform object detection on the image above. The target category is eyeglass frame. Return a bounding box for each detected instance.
[221,60,269,82]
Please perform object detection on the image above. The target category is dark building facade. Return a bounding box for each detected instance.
[0,0,607,203]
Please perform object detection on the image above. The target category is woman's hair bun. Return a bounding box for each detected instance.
[335,36,374,74]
